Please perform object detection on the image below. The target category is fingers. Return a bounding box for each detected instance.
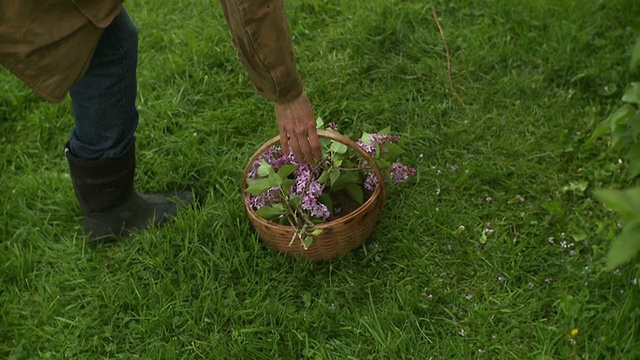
[279,125,290,156]
[275,92,321,163]
[307,127,322,161]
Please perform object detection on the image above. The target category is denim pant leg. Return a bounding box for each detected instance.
[68,8,139,161]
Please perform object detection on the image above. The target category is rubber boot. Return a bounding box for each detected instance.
[65,139,193,247]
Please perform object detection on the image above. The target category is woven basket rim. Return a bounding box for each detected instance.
[241,129,387,231]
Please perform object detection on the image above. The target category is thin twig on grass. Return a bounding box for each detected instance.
[432,6,461,104]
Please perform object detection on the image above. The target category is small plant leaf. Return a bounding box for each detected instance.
[267,168,282,187]
[631,36,640,71]
[611,124,630,151]
[382,143,405,161]
[281,179,294,194]
[316,117,324,129]
[330,171,361,190]
[344,183,364,204]
[622,82,640,105]
[317,169,330,184]
[626,142,640,179]
[606,227,640,269]
[255,204,285,220]
[330,141,348,154]
[302,236,314,249]
[591,104,635,142]
[330,168,341,186]
[277,164,297,179]
[257,160,272,177]
[594,187,640,223]
[318,193,334,214]
[245,178,273,195]
[360,131,372,145]
[311,229,323,236]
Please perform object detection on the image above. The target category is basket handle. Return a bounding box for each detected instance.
[241,129,387,199]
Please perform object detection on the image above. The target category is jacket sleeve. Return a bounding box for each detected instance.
[220,0,303,104]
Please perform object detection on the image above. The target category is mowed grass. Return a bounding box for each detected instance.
[2,0,640,358]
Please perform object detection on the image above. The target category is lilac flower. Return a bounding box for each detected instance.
[246,187,280,211]
[328,122,338,131]
[364,172,378,191]
[356,133,399,156]
[390,162,416,183]
[247,145,293,178]
[301,196,330,219]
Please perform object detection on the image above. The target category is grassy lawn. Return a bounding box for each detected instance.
[2,0,640,358]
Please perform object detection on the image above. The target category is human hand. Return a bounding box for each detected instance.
[275,91,322,163]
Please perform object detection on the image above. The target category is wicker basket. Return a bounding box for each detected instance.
[241,129,387,262]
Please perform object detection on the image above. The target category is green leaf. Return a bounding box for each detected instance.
[382,143,405,162]
[591,104,635,142]
[290,195,302,207]
[316,117,324,129]
[622,83,640,105]
[631,36,640,71]
[330,171,361,190]
[378,126,391,135]
[607,227,640,269]
[281,179,295,194]
[594,187,640,223]
[302,236,314,249]
[311,229,323,236]
[318,193,334,214]
[627,142,640,179]
[611,124,630,151]
[245,178,273,195]
[329,141,348,154]
[277,164,297,179]
[561,180,589,194]
[257,161,272,177]
[330,168,341,186]
[255,204,285,220]
[344,183,364,204]
[317,169,330,184]
[360,131,372,145]
[627,113,640,141]
[375,158,390,171]
[267,169,282,187]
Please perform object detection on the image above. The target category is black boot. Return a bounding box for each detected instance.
[65,139,193,247]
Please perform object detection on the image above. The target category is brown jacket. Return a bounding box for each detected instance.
[0,0,302,104]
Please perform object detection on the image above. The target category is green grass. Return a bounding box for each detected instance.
[2,0,640,358]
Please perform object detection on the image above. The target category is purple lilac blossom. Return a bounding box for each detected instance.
[290,164,329,219]
[390,162,417,183]
[364,172,379,191]
[328,122,338,131]
[356,133,399,157]
[301,196,330,219]
[248,144,295,178]
[246,186,280,211]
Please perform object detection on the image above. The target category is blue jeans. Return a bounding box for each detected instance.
[68,8,138,161]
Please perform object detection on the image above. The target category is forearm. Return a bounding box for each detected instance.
[220,0,303,104]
